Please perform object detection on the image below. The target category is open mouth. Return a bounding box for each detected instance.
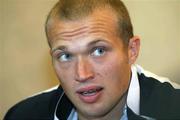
[76,86,103,103]
[78,87,103,96]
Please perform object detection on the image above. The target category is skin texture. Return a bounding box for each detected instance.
[47,8,140,120]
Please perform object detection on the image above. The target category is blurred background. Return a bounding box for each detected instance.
[0,0,180,119]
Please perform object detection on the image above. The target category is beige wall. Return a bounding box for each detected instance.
[1,0,180,119]
[0,0,59,119]
[125,0,180,81]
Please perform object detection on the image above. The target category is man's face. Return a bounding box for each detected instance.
[48,8,136,119]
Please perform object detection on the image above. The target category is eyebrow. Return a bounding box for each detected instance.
[88,39,107,47]
[51,46,67,54]
[51,39,110,54]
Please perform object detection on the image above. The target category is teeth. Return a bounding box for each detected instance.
[78,87,103,96]
[82,89,97,96]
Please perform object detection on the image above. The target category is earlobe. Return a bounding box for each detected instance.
[128,36,140,64]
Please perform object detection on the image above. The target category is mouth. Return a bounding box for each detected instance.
[78,87,103,96]
[76,86,103,103]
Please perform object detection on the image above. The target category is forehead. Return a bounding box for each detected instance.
[47,8,119,45]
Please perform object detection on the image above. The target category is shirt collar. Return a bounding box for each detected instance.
[127,65,140,115]
[67,105,128,120]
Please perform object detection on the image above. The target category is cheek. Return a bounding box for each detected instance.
[53,62,74,85]
[54,64,76,96]
[97,54,131,89]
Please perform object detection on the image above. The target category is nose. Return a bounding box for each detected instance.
[75,57,94,82]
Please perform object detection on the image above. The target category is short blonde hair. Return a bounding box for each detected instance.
[45,0,133,47]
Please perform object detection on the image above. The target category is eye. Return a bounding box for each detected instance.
[92,47,106,57]
[58,53,72,62]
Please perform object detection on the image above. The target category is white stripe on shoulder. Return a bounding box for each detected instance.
[30,85,59,97]
[16,85,60,103]
[134,64,180,89]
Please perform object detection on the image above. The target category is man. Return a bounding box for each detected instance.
[4,0,180,120]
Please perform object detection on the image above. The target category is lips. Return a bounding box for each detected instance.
[76,86,103,103]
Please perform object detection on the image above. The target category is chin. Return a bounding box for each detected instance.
[77,103,112,119]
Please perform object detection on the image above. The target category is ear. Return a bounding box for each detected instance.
[128,36,140,65]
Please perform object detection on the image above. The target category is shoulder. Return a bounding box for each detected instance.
[138,72,180,104]
[137,67,180,98]
[135,64,180,89]
[4,85,62,120]
[136,65,180,119]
